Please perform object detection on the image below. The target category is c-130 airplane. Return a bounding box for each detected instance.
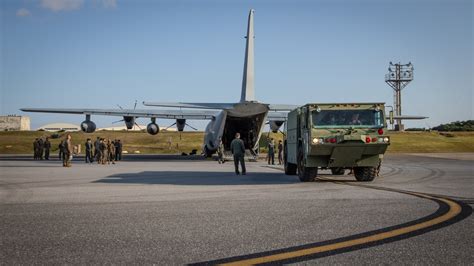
[22,9,296,157]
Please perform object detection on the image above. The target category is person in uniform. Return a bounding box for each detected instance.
[58,140,64,161]
[349,113,362,125]
[100,138,108,165]
[38,138,44,160]
[114,139,123,161]
[107,139,115,165]
[267,138,275,165]
[230,132,246,175]
[116,140,123,161]
[85,138,94,164]
[94,137,101,161]
[63,134,73,167]
[44,137,51,160]
[33,138,39,160]
[217,138,225,164]
[277,140,283,165]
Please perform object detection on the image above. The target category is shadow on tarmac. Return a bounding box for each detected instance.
[94,171,300,185]
[0,154,207,162]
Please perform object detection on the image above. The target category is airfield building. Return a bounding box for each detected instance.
[0,115,31,131]
[37,123,80,132]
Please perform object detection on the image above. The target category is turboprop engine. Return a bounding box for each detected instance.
[269,120,284,133]
[80,120,96,133]
[176,119,186,132]
[123,116,135,130]
[147,122,160,135]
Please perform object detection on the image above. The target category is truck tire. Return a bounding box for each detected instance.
[297,149,318,182]
[284,141,297,175]
[354,167,377,182]
[331,167,345,175]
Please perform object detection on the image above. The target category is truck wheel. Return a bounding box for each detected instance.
[284,141,297,175]
[285,161,297,175]
[331,167,345,175]
[297,149,318,182]
[354,167,377,182]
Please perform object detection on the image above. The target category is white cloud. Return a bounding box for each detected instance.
[16,8,31,17]
[41,0,84,12]
[101,0,117,8]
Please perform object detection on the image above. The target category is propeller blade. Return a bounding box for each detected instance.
[134,122,142,130]
[117,104,124,110]
[112,119,124,124]
[134,100,137,110]
[165,122,177,130]
[186,123,198,131]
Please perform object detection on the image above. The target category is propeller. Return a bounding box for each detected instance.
[112,100,142,130]
[165,122,177,130]
[164,121,198,131]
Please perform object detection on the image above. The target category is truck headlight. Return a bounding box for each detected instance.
[384,137,389,143]
[312,138,324,144]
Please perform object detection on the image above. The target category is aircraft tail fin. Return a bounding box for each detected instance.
[240,9,255,102]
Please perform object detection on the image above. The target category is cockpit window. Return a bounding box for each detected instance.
[312,109,384,128]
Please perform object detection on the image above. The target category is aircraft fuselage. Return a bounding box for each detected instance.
[203,102,269,155]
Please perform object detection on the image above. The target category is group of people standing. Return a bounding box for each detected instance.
[33,137,52,160]
[32,135,123,167]
[266,138,283,165]
[85,137,123,165]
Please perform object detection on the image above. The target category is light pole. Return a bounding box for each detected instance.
[385,62,414,131]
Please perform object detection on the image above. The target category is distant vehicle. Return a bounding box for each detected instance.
[21,9,295,159]
[284,103,390,182]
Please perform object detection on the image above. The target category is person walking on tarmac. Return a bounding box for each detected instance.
[230,132,246,175]
[63,134,73,167]
[44,137,51,160]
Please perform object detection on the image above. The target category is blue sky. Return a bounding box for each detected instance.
[1,0,472,130]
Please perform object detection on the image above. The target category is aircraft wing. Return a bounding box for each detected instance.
[142,102,236,110]
[20,108,219,120]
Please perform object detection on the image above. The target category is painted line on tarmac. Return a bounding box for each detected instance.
[192,177,472,265]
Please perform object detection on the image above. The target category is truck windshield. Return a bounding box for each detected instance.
[312,109,384,128]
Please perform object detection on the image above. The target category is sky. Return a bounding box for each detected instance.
[1,0,473,130]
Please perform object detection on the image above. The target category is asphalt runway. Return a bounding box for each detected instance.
[1,154,473,264]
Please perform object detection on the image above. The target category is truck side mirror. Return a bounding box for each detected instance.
[389,111,394,125]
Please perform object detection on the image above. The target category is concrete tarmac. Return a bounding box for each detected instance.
[0,154,473,264]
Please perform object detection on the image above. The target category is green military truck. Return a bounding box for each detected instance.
[284,103,391,182]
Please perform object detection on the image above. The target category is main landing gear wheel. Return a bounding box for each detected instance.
[354,167,377,182]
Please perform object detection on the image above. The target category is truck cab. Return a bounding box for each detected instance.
[284,103,390,182]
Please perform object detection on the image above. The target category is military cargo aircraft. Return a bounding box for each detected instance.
[21,9,296,157]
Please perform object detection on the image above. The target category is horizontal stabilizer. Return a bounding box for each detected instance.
[143,102,236,110]
[268,104,299,111]
[391,115,429,120]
